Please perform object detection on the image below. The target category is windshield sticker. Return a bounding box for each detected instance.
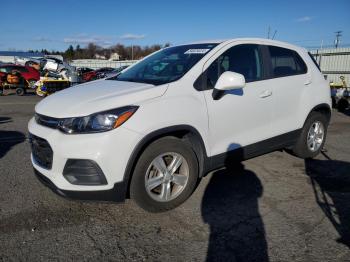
[184,49,210,54]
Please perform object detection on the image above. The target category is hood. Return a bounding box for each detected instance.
[35,79,168,118]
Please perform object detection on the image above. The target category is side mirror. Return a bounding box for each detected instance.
[214,71,245,91]
[212,71,245,100]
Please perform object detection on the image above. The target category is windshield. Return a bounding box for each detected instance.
[110,43,218,85]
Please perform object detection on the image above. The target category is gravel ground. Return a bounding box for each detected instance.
[0,95,349,262]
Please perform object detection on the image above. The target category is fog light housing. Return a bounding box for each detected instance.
[63,159,107,185]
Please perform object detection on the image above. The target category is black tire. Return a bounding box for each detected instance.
[292,112,328,158]
[130,137,199,212]
[337,98,349,112]
[331,97,337,108]
[16,87,25,96]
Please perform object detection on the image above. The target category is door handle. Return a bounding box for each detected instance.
[304,79,312,85]
[259,90,272,98]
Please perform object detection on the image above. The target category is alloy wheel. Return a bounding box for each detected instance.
[307,121,325,152]
[144,152,189,202]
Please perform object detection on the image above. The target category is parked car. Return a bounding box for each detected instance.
[40,57,75,73]
[29,38,331,212]
[21,56,74,74]
[77,67,94,76]
[82,67,115,82]
[0,70,28,95]
[0,64,40,87]
[330,76,349,112]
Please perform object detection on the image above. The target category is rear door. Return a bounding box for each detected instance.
[264,45,309,137]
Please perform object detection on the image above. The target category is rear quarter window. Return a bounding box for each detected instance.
[268,46,307,78]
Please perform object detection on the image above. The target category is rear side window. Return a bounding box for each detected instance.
[268,46,307,78]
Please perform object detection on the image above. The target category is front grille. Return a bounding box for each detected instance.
[35,113,60,129]
[29,134,53,169]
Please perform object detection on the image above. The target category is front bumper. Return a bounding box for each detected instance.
[28,117,142,194]
[33,169,127,202]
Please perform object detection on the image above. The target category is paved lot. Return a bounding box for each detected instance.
[0,95,349,262]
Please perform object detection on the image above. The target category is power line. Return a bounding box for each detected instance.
[272,30,277,40]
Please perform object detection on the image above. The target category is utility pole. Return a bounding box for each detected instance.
[334,31,342,48]
[267,26,271,39]
[131,44,134,60]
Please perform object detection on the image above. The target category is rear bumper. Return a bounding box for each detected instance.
[33,168,128,202]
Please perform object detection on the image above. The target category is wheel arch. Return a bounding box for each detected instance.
[122,125,208,198]
[307,103,332,124]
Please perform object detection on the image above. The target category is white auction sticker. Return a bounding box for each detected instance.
[184,49,210,54]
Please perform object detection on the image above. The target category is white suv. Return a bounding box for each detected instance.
[28,38,331,212]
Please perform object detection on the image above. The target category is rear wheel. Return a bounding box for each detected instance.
[130,137,198,212]
[292,112,328,158]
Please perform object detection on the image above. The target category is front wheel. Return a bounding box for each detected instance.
[130,137,199,212]
[292,112,328,158]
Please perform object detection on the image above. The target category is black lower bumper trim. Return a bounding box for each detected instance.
[33,169,127,202]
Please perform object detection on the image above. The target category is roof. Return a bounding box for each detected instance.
[188,38,306,51]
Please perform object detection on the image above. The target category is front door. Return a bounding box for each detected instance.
[201,44,274,156]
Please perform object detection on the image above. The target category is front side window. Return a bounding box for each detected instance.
[110,43,218,85]
[203,44,263,89]
[268,46,307,77]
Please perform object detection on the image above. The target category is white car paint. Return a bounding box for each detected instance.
[28,38,331,193]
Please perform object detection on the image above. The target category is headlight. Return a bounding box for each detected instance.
[58,106,138,134]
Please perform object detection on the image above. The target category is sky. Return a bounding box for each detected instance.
[1,0,349,51]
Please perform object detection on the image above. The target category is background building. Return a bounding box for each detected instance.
[310,47,350,86]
